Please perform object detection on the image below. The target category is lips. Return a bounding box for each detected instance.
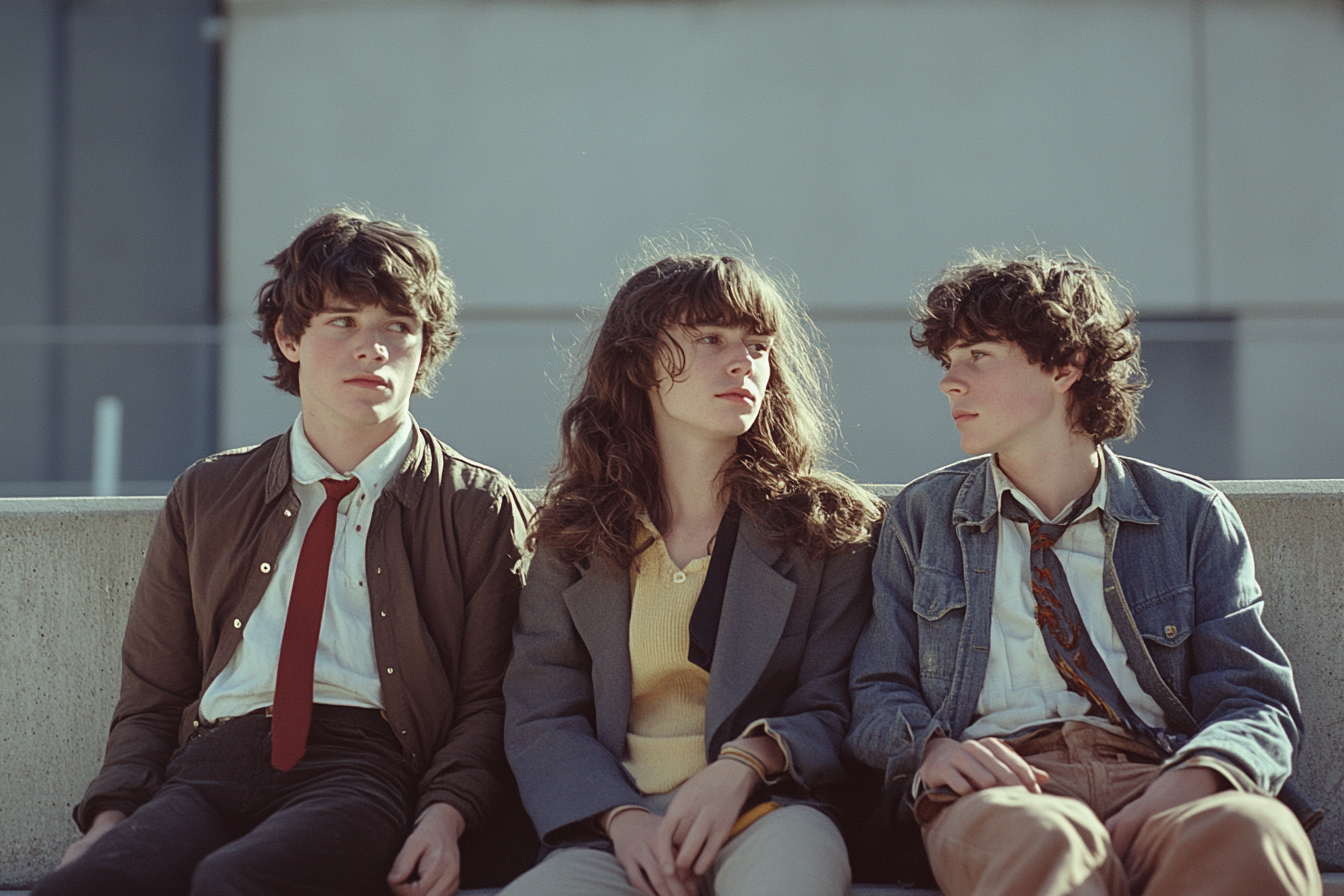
[717,388,756,404]
[346,374,392,389]
[951,409,977,423]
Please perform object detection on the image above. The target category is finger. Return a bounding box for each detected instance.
[386,841,422,886]
[640,853,687,896]
[964,740,1035,790]
[674,815,711,873]
[937,765,976,795]
[652,823,677,879]
[618,855,658,896]
[978,739,1045,792]
[692,823,731,877]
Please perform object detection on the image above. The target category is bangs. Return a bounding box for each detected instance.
[650,257,782,337]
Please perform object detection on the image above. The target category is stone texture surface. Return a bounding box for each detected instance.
[1,486,1341,887]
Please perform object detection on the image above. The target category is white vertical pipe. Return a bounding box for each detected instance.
[91,395,124,497]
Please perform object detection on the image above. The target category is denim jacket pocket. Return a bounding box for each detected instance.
[912,567,968,622]
[912,568,968,688]
[1131,586,1195,648]
[1131,585,1196,698]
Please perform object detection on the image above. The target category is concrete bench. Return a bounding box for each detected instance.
[3,482,1342,893]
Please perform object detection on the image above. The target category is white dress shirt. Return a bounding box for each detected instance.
[962,454,1168,739]
[199,414,414,723]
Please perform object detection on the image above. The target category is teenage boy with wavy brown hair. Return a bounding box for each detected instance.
[847,252,1321,896]
[34,209,531,896]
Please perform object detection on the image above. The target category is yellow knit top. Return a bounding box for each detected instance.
[621,516,712,795]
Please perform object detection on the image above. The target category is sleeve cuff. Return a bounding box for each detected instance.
[738,719,790,782]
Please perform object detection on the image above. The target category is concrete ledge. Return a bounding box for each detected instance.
[2,484,1342,889]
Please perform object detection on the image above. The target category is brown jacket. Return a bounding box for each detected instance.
[76,426,531,831]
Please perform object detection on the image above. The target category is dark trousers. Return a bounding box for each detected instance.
[34,706,416,896]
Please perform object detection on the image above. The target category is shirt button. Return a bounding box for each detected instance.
[672,571,687,584]
[233,618,242,628]
[259,562,272,574]
[1164,625,1178,638]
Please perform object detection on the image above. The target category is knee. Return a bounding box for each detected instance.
[190,849,254,896]
[1169,791,1311,855]
[955,788,1109,850]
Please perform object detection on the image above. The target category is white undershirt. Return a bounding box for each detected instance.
[199,414,413,723]
[962,455,1167,739]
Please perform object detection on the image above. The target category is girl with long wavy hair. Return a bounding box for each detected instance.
[501,253,881,896]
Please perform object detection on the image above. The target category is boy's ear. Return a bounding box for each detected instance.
[1051,351,1086,394]
[275,320,302,363]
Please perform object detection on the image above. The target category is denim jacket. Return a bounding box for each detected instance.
[847,449,1308,818]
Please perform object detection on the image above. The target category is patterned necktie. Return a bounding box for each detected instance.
[271,476,360,771]
[998,481,1174,754]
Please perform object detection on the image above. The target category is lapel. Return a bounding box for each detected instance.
[704,516,797,749]
[561,557,633,757]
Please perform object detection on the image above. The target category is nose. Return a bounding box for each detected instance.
[356,328,389,361]
[725,340,753,374]
[939,367,964,396]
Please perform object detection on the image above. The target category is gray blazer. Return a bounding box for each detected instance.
[503,515,874,846]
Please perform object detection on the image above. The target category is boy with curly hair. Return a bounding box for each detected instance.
[848,252,1320,896]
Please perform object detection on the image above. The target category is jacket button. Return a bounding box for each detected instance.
[260,562,272,574]
[283,508,292,517]
[386,667,394,675]
[233,618,242,628]
[1164,625,1178,638]
[192,719,199,728]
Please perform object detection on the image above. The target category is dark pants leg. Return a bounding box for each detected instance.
[36,706,415,896]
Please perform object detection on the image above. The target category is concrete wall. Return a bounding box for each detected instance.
[217,0,1344,488]
[2,485,1342,887]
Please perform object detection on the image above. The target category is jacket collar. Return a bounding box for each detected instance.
[263,423,436,509]
[951,446,1159,529]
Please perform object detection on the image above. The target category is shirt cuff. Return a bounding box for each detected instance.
[738,718,791,781]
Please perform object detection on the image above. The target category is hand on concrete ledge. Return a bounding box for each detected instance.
[58,808,126,869]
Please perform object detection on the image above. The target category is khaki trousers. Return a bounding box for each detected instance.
[499,803,850,896]
[917,722,1319,896]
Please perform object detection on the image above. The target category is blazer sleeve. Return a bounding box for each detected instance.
[503,545,643,845]
[752,541,875,792]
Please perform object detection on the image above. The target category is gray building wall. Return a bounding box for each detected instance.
[0,0,218,496]
[216,0,1344,488]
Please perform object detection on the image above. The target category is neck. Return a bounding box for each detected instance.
[996,433,1100,520]
[654,428,735,567]
[300,410,405,474]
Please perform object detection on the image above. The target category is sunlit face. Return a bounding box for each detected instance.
[648,323,773,449]
[277,300,424,440]
[938,340,1078,460]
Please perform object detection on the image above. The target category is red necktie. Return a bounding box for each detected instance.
[270,476,360,771]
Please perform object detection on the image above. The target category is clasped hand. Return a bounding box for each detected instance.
[608,757,760,896]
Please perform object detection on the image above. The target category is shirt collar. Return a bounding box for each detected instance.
[992,449,1108,525]
[288,414,416,494]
